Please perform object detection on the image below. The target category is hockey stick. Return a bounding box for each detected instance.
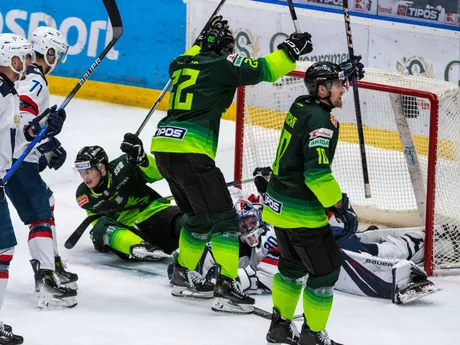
[65,177,254,249]
[286,0,301,33]
[342,0,371,198]
[253,306,303,321]
[134,0,227,136]
[2,0,123,185]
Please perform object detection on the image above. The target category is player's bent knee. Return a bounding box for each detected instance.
[184,213,212,234]
[278,257,309,280]
[210,209,239,234]
[307,268,340,290]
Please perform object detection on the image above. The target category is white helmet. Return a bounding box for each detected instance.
[0,33,33,76]
[31,26,69,74]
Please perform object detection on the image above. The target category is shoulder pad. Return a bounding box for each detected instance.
[26,65,48,86]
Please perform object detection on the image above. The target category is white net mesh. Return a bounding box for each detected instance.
[235,61,460,273]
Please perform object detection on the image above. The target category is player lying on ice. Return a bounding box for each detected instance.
[74,135,188,261]
[186,168,441,305]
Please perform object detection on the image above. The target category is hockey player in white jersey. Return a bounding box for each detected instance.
[4,27,77,310]
[0,32,33,345]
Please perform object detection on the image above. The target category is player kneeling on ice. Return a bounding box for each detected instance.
[74,135,187,262]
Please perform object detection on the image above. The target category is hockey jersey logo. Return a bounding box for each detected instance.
[77,195,89,207]
[154,126,187,140]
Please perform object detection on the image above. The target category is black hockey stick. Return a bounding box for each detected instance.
[342,0,371,198]
[135,0,227,136]
[286,0,301,33]
[65,177,253,249]
[253,307,303,321]
[3,0,123,184]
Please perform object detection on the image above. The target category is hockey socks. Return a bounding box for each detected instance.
[108,226,143,255]
[28,220,54,271]
[303,285,334,332]
[0,248,13,312]
[211,232,239,279]
[177,228,209,270]
[272,273,302,320]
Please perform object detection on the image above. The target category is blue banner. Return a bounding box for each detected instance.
[0,0,186,90]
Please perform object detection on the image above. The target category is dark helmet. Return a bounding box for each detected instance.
[200,27,235,56]
[304,62,346,97]
[74,145,108,171]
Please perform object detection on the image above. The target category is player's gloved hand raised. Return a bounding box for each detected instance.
[120,133,148,166]
[328,193,358,238]
[194,15,229,46]
[252,167,272,195]
[278,32,313,61]
[25,105,66,140]
[339,55,365,82]
[37,137,67,170]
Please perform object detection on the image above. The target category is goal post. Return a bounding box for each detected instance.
[234,63,460,276]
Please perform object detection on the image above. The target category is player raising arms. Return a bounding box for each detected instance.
[151,15,313,314]
[262,60,364,345]
[4,27,75,310]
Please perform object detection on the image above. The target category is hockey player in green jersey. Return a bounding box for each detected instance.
[150,15,314,314]
[74,134,187,261]
[263,60,365,345]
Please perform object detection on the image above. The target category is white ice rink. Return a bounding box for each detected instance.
[3,96,460,345]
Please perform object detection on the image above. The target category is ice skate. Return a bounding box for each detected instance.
[54,256,79,290]
[266,308,300,344]
[129,242,170,261]
[171,261,214,299]
[211,275,254,314]
[299,323,343,345]
[0,322,23,345]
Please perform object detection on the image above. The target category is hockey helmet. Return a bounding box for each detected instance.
[234,199,264,247]
[304,62,347,97]
[31,26,69,74]
[0,33,33,76]
[74,146,109,172]
[200,27,235,57]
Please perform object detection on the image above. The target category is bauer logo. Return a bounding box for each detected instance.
[154,126,187,140]
[309,128,334,139]
[309,138,330,148]
[265,194,282,214]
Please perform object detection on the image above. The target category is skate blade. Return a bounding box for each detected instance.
[398,286,443,304]
[37,296,78,310]
[132,249,171,261]
[171,285,214,299]
[59,281,78,291]
[211,297,254,314]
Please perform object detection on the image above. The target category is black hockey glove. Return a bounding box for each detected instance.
[328,193,358,238]
[339,55,365,82]
[278,32,313,61]
[37,137,67,170]
[25,105,66,140]
[194,15,229,47]
[252,166,272,195]
[120,133,148,166]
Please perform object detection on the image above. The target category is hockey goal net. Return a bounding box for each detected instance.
[234,62,460,276]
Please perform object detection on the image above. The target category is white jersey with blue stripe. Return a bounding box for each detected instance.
[0,73,20,178]
[13,65,50,163]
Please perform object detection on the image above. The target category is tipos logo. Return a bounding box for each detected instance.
[265,194,283,214]
[154,126,187,140]
[396,56,434,78]
[233,28,261,59]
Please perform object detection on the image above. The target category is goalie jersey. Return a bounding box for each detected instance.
[0,73,20,177]
[14,65,50,163]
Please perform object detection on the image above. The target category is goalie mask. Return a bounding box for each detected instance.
[200,27,235,57]
[234,199,264,247]
[304,62,348,108]
[31,26,69,74]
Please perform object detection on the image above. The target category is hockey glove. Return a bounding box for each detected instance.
[194,15,229,47]
[25,105,66,140]
[252,166,272,195]
[120,133,148,166]
[278,32,313,62]
[36,137,67,170]
[237,267,271,294]
[339,55,365,82]
[328,193,358,238]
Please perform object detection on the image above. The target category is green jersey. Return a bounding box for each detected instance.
[150,45,296,160]
[262,96,342,229]
[75,154,170,227]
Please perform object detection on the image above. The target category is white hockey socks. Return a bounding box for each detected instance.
[0,248,14,312]
[28,220,55,271]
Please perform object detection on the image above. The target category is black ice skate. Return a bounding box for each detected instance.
[129,242,171,261]
[55,256,79,290]
[299,323,343,345]
[171,261,214,299]
[30,259,78,310]
[266,308,300,345]
[0,323,23,345]
[211,275,255,314]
